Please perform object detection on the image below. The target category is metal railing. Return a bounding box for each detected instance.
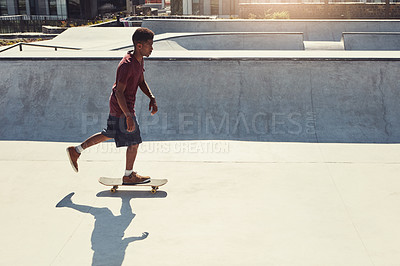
[0,15,67,21]
[0,42,81,53]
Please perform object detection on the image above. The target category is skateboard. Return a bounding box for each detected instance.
[99,177,168,194]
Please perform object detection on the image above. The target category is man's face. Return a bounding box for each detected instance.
[138,39,153,57]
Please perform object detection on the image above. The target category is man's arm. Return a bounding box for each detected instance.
[115,82,135,132]
[139,78,158,115]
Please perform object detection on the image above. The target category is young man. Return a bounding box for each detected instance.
[66,27,157,184]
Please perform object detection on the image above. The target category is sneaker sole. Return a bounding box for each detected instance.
[66,147,78,173]
[123,179,151,185]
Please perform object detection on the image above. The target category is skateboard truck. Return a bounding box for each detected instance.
[110,185,160,194]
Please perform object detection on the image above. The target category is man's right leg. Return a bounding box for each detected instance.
[67,133,111,172]
[81,133,111,150]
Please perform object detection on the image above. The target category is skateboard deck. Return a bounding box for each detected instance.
[99,177,168,194]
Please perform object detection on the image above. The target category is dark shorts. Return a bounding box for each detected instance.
[101,115,142,148]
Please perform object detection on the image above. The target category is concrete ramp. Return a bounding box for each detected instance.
[153,32,304,50]
[343,32,400,50]
[0,56,399,143]
[39,27,138,50]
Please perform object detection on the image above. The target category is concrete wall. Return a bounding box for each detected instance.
[343,32,400,50]
[0,60,115,142]
[1,57,399,143]
[142,19,400,41]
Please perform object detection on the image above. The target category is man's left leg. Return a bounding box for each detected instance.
[126,144,139,172]
[123,144,151,184]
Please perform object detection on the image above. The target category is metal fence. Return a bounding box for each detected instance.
[0,20,59,33]
[0,15,96,33]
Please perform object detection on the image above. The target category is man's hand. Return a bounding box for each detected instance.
[149,98,158,115]
[126,116,136,132]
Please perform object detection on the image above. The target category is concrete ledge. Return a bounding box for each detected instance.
[343,32,400,50]
[42,26,67,34]
[89,20,120,27]
[2,50,400,60]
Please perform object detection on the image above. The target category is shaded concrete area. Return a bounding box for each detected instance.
[1,140,400,265]
[343,32,400,50]
[56,192,150,266]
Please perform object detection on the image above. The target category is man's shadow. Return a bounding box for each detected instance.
[56,191,166,266]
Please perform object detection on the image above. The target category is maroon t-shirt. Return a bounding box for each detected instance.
[109,52,144,117]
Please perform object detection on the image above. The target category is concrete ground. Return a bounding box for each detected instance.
[1,140,400,266]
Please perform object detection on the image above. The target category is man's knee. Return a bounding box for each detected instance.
[127,144,139,151]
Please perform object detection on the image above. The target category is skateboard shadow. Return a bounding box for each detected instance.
[56,192,148,266]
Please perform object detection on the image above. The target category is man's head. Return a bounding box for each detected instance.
[132,27,154,57]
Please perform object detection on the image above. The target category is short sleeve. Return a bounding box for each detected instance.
[116,62,131,85]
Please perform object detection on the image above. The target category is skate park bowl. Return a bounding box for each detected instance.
[142,19,400,41]
[1,19,400,143]
[28,29,306,51]
[152,32,305,50]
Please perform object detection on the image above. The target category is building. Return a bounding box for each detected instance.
[0,0,123,19]
[171,0,238,16]
[0,0,68,17]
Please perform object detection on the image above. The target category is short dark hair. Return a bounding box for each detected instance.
[132,27,154,45]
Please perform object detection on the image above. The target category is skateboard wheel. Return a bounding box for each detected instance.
[111,185,118,193]
[151,188,157,194]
